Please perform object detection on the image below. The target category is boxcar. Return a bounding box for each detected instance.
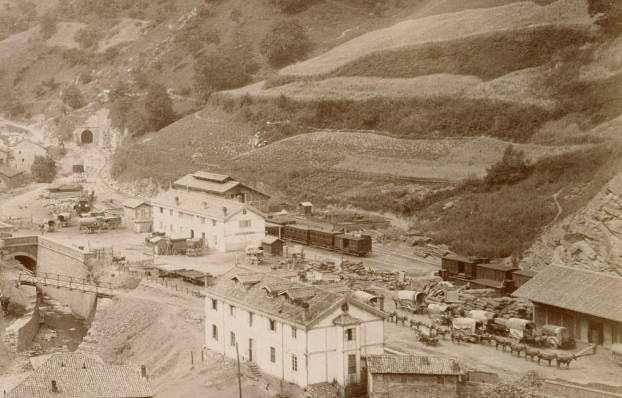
[334,234,372,257]
[284,225,310,245]
[309,228,340,249]
[266,223,284,238]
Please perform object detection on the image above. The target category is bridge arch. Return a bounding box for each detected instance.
[11,252,37,273]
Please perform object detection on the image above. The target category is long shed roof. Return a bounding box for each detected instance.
[513,265,622,323]
[367,355,462,375]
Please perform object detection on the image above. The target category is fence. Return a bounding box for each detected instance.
[18,272,122,298]
[145,276,205,299]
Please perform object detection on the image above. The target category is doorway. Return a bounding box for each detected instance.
[81,130,94,144]
[588,320,604,345]
[190,229,194,238]
[248,338,254,362]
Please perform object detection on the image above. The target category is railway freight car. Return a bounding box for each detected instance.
[271,224,373,256]
[284,225,310,245]
[309,228,341,249]
[335,234,372,256]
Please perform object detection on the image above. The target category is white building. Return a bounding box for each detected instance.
[204,267,387,395]
[151,189,265,252]
[9,139,49,171]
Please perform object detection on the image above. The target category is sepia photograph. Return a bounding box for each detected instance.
[0,0,620,396]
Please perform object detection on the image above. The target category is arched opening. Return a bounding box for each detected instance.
[14,255,36,273]
[81,130,94,145]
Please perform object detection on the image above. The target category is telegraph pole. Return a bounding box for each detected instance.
[236,343,243,398]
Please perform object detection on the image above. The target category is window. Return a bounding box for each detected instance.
[292,355,298,372]
[212,220,217,226]
[347,328,356,341]
[212,325,218,340]
[437,376,445,384]
[212,299,217,311]
[169,224,173,232]
[160,207,163,213]
[292,327,297,338]
[270,347,276,363]
[348,354,356,374]
[169,210,173,216]
[178,211,183,219]
[230,332,236,346]
[201,217,205,224]
[239,220,251,228]
[229,305,235,317]
[269,319,276,331]
[249,312,253,326]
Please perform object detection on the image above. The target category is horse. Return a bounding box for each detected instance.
[556,354,577,369]
[398,316,408,326]
[409,319,419,330]
[389,311,398,323]
[536,352,557,366]
[420,334,439,347]
[478,333,494,346]
[436,326,451,340]
[509,342,526,357]
[451,331,468,345]
[493,336,512,351]
[524,347,539,362]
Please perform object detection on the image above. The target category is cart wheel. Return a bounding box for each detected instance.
[547,337,559,350]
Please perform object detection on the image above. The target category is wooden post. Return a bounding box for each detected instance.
[191,351,194,365]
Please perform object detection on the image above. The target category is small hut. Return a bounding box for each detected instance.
[261,236,284,256]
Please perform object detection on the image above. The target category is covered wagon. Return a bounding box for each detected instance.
[540,325,575,349]
[395,290,426,314]
[507,318,536,342]
[78,217,103,234]
[352,291,378,306]
[468,310,496,323]
[452,317,485,343]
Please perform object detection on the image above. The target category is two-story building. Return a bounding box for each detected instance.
[173,171,271,211]
[122,198,153,233]
[204,267,387,397]
[151,189,265,252]
[10,138,49,171]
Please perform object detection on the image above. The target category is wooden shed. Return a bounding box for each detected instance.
[261,235,284,256]
[512,269,537,289]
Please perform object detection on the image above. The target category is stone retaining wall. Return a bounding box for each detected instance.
[3,286,39,352]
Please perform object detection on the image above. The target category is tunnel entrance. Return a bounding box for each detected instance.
[81,130,94,145]
[14,255,36,273]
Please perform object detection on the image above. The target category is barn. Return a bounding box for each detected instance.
[513,265,622,356]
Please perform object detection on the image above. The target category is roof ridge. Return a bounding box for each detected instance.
[547,264,621,278]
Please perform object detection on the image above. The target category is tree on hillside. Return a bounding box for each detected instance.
[31,156,57,183]
[74,26,101,49]
[588,0,622,37]
[40,11,58,39]
[109,81,132,103]
[194,43,258,99]
[260,20,311,68]
[144,84,176,131]
[61,85,85,109]
[484,145,533,186]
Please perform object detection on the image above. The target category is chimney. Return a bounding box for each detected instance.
[141,365,148,378]
[51,380,59,393]
[222,207,228,216]
[175,196,180,206]
[378,295,385,312]
[301,302,310,322]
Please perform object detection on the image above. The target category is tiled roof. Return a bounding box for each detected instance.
[0,166,23,177]
[122,199,149,209]
[316,284,349,294]
[173,173,240,194]
[512,265,622,323]
[231,272,263,284]
[150,189,263,221]
[281,287,316,300]
[306,382,340,398]
[207,267,386,328]
[367,355,462,375]
[332,314,361,326]
[261,235,282,244]
[6,352,154,398]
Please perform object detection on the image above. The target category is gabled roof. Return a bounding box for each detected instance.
[231,272,263,284]
[12,138,49,150]
[6,352,154,398]
[150,189,265,221]
[122,198,150,209]
[513,265,622,323]
[261,235,282,245]
[173,173,240,194]
[206,267,385,328]
[512,269,537,277]
[192,171,232,182]
[299,202,313,207]
[0,166,23,177]
[333,313,361,326]
[367,355,462,376]
[280,287,316,301]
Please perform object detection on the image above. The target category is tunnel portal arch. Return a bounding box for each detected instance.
[81,130,94,144]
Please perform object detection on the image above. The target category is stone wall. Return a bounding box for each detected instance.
[543,380,622,398]
[37,237,96,278]
[370,374,460,398]
[3,286,39,352]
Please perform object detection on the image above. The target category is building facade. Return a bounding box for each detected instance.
[151,189,265,252]
[204,268,386,395]
[122,199,153,232]
[0,166,24,189]
[366,355,463,398]
[10,139,48,171]
[513,265,622,355]
[173,171,271,210]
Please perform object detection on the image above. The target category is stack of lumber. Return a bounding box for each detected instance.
[341,260,366,275]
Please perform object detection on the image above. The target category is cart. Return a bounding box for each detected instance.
[540,325,575,349]
[186,238,203,257]
[103,215,122,229]
[42,219,56,232]
[78,217,103,234]
[507,318,537,343]
[452,317,486,343]
[56,212,71,227]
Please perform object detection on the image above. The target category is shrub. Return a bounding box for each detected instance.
[260,20,311,68]
[144,84,177,131]
[62,85,85,109]
[74,26,101,49]
[484,145,533,186]
[40,11,58,39]
[31,156,57,183]
[271,0,321,14]
[194,43,258,98]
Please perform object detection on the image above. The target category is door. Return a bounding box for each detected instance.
[588,321,604,345]
[190,229,195,238]
[248,338,254,362]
